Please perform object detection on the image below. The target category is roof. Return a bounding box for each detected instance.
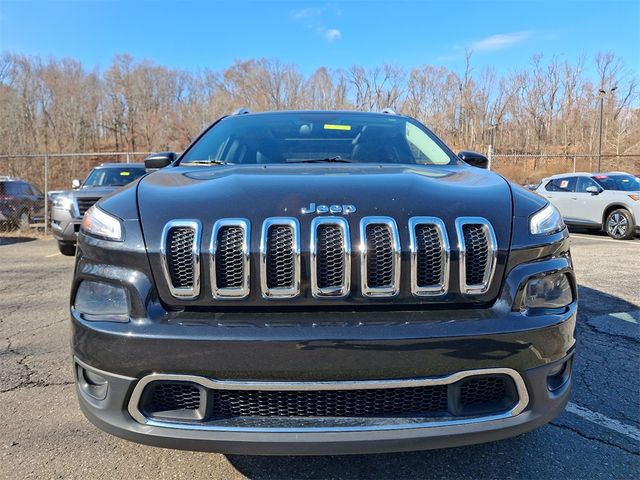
[543,171,633,180]
[227,109,407,119]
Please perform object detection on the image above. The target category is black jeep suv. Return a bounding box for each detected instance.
[71,110,576,455]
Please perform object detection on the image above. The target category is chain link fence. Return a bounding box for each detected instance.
[1,151,638,234]
[0,152,151,234]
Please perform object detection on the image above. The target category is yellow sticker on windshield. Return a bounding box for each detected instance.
[120,171,131,176]
[324,124,351,131]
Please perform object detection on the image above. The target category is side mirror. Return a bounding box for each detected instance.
[71,179,81,189]
[458,150,489,169]
[144,152,176,171]
[586,185,601,195]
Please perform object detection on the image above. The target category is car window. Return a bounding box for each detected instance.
[545,177,577,192]
[576,177,598,193]
[180,113,459,166]
[83,167,147,187]
[592,174,640,192]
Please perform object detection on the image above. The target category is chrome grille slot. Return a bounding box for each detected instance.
[311,217,351,298]
[260,218,300,298]
[160,220,201,299]
[211,219,250,299]
[360,217,400,297]
[455,218,497,295]
[409,217,450,296]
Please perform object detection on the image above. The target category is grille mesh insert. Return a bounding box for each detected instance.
[209,385,449,417]
[167,227,195,288]
[462,224,489,286]
[316,225,345,289]
[266,225,295,289]
[415,225,443,287]
[215,226,245,289]
[365,224,394,288]
[145,382,201,413]
[459,377,507,407]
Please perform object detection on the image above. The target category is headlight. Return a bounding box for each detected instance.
[530,203,565,235]
[80,206,123,241]
[74,280,129,322]
[53,195,74,211]
[523,273,573,310]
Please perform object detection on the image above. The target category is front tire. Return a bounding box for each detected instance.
[605,209,635,240]
[58,241,76,256]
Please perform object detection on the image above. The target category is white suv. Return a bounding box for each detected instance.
[535,172,640,240]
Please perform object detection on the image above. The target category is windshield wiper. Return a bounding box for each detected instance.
[286,156,353,164]
[181,160,227,166]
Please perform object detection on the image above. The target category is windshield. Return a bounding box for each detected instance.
[180,112,458,166]
[83,166,146,187]
[592,174,640,192]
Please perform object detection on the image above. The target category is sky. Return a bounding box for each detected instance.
[0,0,639,78]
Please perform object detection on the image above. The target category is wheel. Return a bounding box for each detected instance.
[58,242,76,256]
[605,209,635,240]
[17,211,30,232]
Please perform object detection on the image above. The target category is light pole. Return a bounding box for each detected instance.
[597,86,617,172]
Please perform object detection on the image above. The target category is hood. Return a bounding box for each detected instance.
[137,164,514,307]
[138,164,512,229]
[73,186,120,198]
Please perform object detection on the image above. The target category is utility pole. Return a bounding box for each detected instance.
[597,86,617,172]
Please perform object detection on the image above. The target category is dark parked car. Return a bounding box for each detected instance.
[51,163,147,255]
[0,176,46,231]
[71,110,576,455]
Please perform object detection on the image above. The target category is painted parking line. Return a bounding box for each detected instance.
[569,234,640,245]
[45,253,61,258]
[609,312,639,324]
[567,402,640,442]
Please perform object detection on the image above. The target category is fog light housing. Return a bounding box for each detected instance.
[523,272,573,312]
[74,280,130,322]
[76,364,108,400]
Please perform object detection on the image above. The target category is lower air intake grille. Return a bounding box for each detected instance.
[136,374,520,423]
[143,382,202,414]
[415,224,443,287]
[365,224,394,288]
[462,224,490,286]
[459,376,508,407]
[167,227,196,288]
[266,225,295,289]
[215,226,245,288]
[316,225,345,289]
[208,385,449,417]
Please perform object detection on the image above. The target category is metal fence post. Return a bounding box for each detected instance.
[487,144,493,171]
[573,155,576,173]
[44,153,49,235]
[126,152,130,164]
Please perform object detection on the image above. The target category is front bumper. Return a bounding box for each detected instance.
[74,352,573,455]
[51,207,81,242]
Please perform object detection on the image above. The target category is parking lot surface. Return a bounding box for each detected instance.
[1,233,638,479]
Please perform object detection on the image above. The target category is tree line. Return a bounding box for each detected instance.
[0,51,638,157]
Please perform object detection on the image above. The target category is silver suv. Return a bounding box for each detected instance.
[535,172,640,240]
[51,163,146,255]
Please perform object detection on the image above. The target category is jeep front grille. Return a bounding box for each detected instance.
[360,217,400,297]
[160,216,497,300]
[311,217,351,298]
[160,220,201,299]
[409,217,450,296]
[211,219,250,299]
[455,218,497,295]
[260,218,300,298]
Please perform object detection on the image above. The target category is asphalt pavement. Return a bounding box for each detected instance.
[0,233,638,479]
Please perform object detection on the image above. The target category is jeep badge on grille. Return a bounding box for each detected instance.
[301,203,356,215]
